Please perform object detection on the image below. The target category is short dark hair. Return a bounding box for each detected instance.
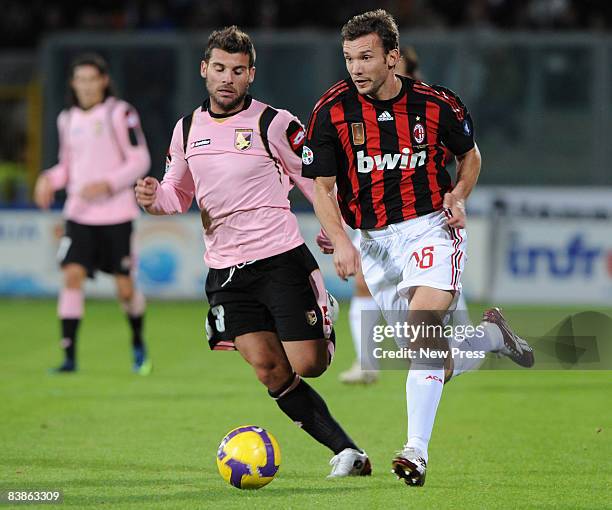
[204,26,256,67]
[67,53,115,106]
[341,9,400,54]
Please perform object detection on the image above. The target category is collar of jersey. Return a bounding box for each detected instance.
[359,75,409,106]
[202,95,253,118]
[74,96,112,113]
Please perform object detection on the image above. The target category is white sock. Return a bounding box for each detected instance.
[349,296,380,370]
[405,368,444,463]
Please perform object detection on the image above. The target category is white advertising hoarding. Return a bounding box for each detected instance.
[0,211,208,298]
[3,203,608,304]
[492,218,612,304]
[0,211,355,299]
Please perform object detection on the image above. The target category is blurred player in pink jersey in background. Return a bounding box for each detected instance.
[34,54,152,374]
[136,26,371,478]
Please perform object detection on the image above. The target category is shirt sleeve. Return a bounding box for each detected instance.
[268,110,317,203]
[436,86,475,156]
[106,102,151,193]
[148,118,195,214]
[301,106,339,179]
[43,111,70,191]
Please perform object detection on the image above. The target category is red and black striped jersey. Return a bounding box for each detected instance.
[302,76,475,229]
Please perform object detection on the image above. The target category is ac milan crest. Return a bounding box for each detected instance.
[413,123,425,144]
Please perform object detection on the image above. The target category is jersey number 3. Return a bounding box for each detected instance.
[211,305,226,332]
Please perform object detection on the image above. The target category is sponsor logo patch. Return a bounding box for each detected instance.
[377,110,394,121]
[357,148,426,173]
[234,129,253,151]
[190,139,211,148]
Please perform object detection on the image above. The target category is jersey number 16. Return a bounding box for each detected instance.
[411,246,435,269]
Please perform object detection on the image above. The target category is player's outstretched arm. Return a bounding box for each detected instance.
[313,176,360,280]
[444,143,481,229]
[137,119,196,215]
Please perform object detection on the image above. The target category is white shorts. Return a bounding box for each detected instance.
[360,210,467,329]
[351,229,361,250]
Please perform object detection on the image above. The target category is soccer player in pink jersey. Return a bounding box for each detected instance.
[34,54,152,375]
[135,26,371,478]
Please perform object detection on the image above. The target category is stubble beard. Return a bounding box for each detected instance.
[211,88,248,113]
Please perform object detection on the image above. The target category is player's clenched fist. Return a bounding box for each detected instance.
[135,177,159,208]
[333,237,361,280]
[443,192,466,229]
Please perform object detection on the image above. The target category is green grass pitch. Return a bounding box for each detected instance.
[1,299,610,509]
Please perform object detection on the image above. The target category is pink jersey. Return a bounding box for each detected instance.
[149,96,314,269]
[44,97,150,225]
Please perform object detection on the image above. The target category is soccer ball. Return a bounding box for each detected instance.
[216,425,281,489]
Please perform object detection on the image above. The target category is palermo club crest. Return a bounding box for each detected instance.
[235,129,253,151]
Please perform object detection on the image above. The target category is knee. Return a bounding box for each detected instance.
[116,279,134,302]
[293,357,327,378]
[63,266,84,289]
[253,359,291,390]
[117,286,133,303]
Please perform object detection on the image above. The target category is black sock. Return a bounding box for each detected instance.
[61,319,80,362]
[270,374,359,455]
[128,315,144,349]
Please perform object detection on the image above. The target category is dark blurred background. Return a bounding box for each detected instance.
[4,0,612,46]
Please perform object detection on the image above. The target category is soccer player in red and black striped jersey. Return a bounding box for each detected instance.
[339,45,423,386]
[303,10,534,486]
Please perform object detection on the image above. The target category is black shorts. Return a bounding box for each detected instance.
[58,220,134,278]
[205,244,330,350]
